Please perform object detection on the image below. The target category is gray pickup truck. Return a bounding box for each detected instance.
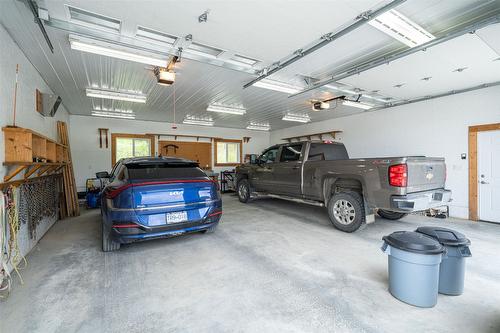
[235,141,451,232]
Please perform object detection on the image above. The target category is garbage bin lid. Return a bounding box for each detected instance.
[415,226,471,247]
[382,231,445,254]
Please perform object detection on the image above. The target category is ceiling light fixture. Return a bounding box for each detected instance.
[86,88,147,103]
[369,10,435,48]
[91,111,136,119]
[69,35,168,67]
[252,78,303,94]
[342,100,373,110]
[183,116,214,126]
[246,123,270,131]
[282,113,311,123]
[155,68,176,86]
[93,107,134,114]
[206,103,246,115]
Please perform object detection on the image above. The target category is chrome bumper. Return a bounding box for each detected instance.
[390,189,452,212]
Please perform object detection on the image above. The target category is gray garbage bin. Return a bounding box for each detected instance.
[381,231,445,307]
[415,227,471,296]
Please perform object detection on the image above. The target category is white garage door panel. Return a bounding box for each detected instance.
[340,32,500,100]
[478,130,500,223]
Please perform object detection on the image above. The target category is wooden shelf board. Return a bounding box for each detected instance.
[2,126,67,148]
[3,162,65,166]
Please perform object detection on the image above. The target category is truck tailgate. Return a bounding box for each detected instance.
[406,157,446,193]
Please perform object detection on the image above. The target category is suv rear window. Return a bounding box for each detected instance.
[126,163,207,180]
[308,143,348,161]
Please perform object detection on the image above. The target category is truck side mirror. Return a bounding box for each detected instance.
[96,171,110,179]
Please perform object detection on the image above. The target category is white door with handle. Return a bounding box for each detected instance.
[478,130,500,223]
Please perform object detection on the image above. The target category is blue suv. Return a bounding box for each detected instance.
[99,157,222,251]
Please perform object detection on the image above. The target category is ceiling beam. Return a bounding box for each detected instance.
[290,13,500,98]
[242,0,407,89]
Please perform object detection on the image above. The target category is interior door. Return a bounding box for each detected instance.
[272,143,304,196]
[478,130,500,223]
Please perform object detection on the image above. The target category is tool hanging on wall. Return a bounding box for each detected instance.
[5,186,27,286]
[10,64,19,128]
[98,128,109,148]
[0,190,12,298]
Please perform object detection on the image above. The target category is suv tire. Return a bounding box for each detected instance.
[237,179,251,203]
[377,209,407,220]
[327,191,365,232]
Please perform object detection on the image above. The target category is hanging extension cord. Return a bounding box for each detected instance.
[5,186,27,287]
[0,190,12,297]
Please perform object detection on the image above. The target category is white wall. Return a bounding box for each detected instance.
[69,115,270,191]
[0,24,70,271]
[270,86,500,219]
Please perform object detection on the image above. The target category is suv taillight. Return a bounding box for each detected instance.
[389,164,407,187]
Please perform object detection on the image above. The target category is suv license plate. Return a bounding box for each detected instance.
[166,211,188,224]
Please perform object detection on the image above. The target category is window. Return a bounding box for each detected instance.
[215,139,242,166]
[280,144,303,162]
[260,146,279,164]
[308,143,348,161]
[111,134,155,165]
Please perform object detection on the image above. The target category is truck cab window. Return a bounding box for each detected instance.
[260,147,279,164]
[280,144,303,162]
[308,143,348,161]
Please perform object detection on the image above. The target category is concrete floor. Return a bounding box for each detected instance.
[1,194,499,333]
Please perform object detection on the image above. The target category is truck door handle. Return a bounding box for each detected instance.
[480,181,489,184]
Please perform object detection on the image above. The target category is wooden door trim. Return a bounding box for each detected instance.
[468,123,500,220]
[111,133,155,166]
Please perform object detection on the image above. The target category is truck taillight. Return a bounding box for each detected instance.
[389,164,407,187]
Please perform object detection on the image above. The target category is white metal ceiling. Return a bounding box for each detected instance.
[1,0,499,130]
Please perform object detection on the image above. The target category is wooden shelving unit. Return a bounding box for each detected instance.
[2,127,67,182]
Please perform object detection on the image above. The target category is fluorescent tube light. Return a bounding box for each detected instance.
[342,100,373,110]
[369,10,435,47]
[207,103,246,115]
[252,79,303,94]
[93,108,134,114]
[91,111,136,119]
[69,35,168,67]
[183,116,214,126]
[282,113,310,123]
[246,123,270,131]
[86,88,147,103]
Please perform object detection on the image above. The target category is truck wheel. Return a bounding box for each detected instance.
[102,223,120,252]
[327,191,365,232]
[237,179,251,203]
[377,209,407,220]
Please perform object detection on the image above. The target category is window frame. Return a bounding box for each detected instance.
[111,133,155,166]
[260,145,280,164]
[279,143,304,163]
[214,138,243,167]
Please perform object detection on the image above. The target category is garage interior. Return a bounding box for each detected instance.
[0,0,499,332]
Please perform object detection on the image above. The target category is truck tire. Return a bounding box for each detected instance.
[201,224,218,234]
[237,179,251,203]
[377,209,407,220]
[102,223,120,252]
[327,191,365,232]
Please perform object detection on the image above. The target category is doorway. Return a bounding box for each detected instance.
[478,130,500,223]
[469,123,500,222]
